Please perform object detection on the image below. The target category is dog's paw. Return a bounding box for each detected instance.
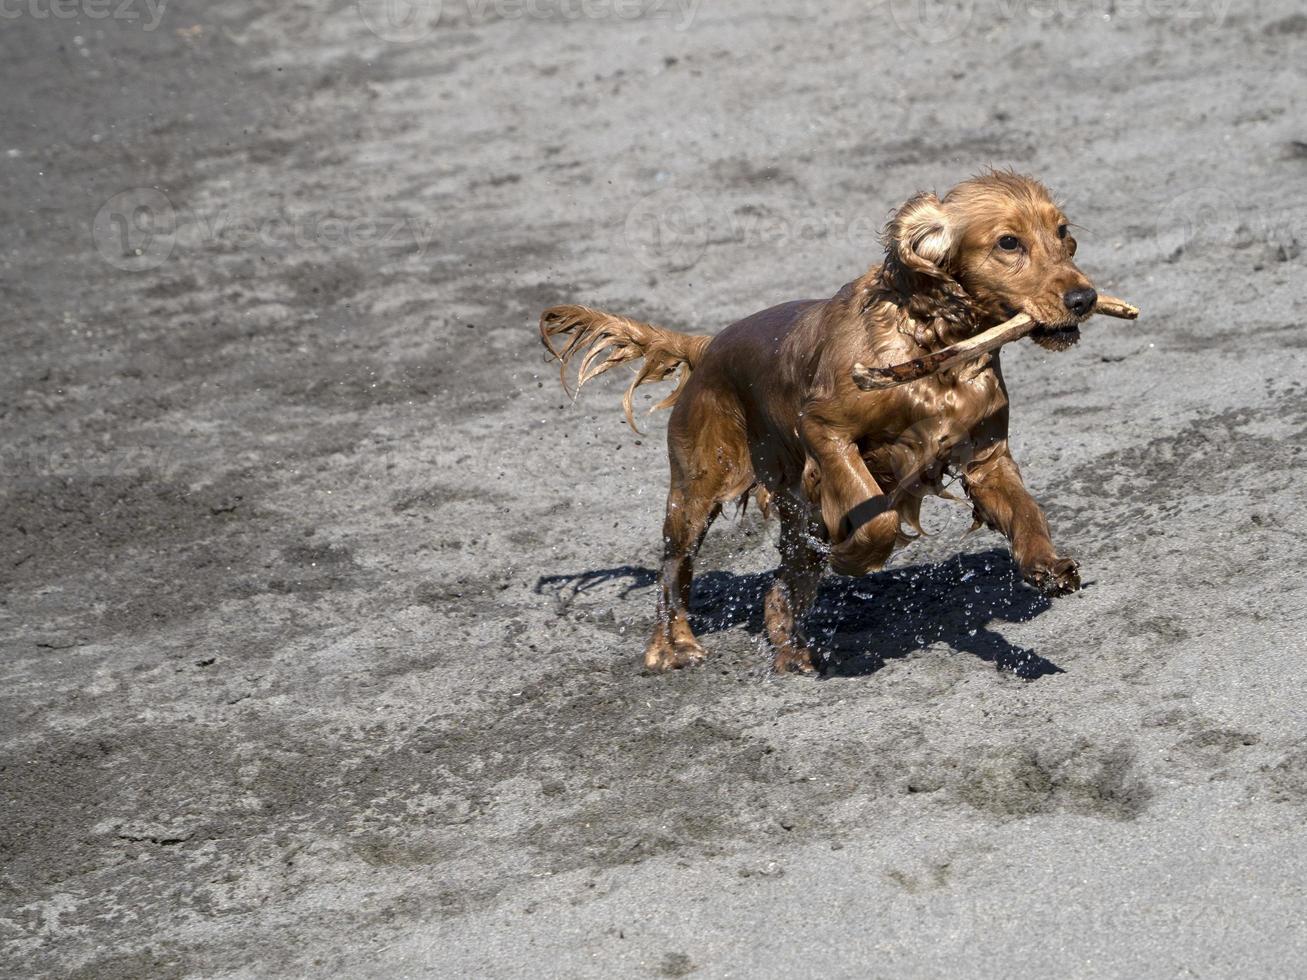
[771,645,820,676]
[643,636,708,673]
[1023,556,1081,596]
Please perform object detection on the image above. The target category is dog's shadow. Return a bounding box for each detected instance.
[536,548,1065,679]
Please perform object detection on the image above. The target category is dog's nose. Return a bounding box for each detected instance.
[1063,287,1098,318]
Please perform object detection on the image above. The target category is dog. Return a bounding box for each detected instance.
[541,171,1102,675]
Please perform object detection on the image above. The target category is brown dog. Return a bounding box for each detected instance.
[542,171,1105,674]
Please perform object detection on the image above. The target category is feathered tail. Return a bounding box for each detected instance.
[539,304,712,433]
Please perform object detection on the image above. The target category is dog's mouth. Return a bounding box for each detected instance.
[999,304,1082,352]
[1029,321,1082,351]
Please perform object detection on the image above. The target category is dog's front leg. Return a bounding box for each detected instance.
[798,414,899,577]
[962,444,1080,595]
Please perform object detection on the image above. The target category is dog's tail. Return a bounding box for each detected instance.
[539,305,713,434]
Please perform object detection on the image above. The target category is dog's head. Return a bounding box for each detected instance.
[884,172,1097,351]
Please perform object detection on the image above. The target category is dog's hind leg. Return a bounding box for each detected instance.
[643,481,721,672]
[643,391,750,673]
[765,496,827,675]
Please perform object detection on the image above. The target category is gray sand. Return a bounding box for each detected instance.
[2,1,1306,976]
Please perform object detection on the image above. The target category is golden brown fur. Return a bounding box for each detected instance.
[541,172,1101,674]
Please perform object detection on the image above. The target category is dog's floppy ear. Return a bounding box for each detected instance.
[883,192,955,277]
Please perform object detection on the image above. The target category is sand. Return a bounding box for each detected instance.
[2,1,1306,976]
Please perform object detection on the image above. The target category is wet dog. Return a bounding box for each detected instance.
[542,172,1102,674]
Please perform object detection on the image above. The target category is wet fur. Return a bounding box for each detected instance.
[541,172,1098,674]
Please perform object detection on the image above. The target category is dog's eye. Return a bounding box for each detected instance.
[1058,224,1069,240]
[997,235,1021,252]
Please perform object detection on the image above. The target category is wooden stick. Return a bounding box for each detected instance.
[851,295,1140,391]
[1093,296,1140,321]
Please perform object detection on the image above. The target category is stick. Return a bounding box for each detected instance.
[1093,296,1140,321]
[851,296,1139,391]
